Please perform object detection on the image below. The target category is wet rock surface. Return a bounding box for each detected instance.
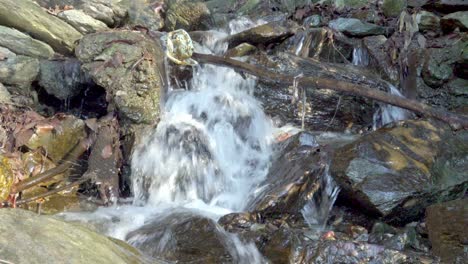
[426,199,468,263]
[0,208,149,264]
[330,119,468,224]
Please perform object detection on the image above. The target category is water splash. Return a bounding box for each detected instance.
[301,166,340,230]
[373,84,409,129]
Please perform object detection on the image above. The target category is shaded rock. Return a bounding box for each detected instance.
[225,43,257,58]
[0,0,82,55]
[0,25,54,59]
[38,58,92,100]
[0,208,149,263]
[448,78,468,96]
[297,240,435,263]
[416,11,441,32]
[253,53,377,131]
[330,119,468,224]
[227,20,297,49]
[426,199,468,264]
[422,0,468,13]
[303,14,323,28]
[363,35,399,82]
[441,11,468,32]
[382,0,407,17]
[58,9,109,34]
[126,210,263,263]
[123,0,164,31]
[421,43,465,87]
[165,0,213,31]
[0,55,39,88]
[334,0,369,9]
[26,115,86,162]
[329,18,386,37]
[76,31,164,124]
[247,131,326,216]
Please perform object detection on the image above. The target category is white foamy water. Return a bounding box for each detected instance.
[352,47,369,66]
[373,84,409,129]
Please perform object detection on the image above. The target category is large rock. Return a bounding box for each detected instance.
[426,199,468,263]
[363,35,399,82]
[0,55,39,88]
[227,20,297,49]
[382,0,407,17]
[0,208,149,263]
[126,211,264,263]
[247,132,326,216]
[123,0,164,31]
[38,58,92,100]
[0,0,82,54]
[416,11,441,32]
[0,25,54,59]
[330,119,468,224]
[422,43,465,87]
[165,0,213,31]
[329,18,387,37]
[76,31,164,124]
[441,11,468,32]
[58,9,109,34]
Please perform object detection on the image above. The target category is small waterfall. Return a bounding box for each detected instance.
[352,47,369,66]
[373,84,409,129]
[301,166,340,230]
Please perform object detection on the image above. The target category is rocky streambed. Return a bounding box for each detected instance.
[0,0,467,263]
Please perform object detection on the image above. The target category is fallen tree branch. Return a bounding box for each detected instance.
[193,53,468,130]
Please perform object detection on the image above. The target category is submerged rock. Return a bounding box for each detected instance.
[38,58,92,100]
[0,25,54,59]
[247,131,325,216]
[58,9,109,34]
[329,18,386,37]
[330,119,468,224]
[426,199,468,263]
[0,0,82,54]
[0,208,149,263]
[126,211,263,263]
[76,31,164,124]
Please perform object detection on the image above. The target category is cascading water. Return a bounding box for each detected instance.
[373,84,409,129]
[351,47,369,66]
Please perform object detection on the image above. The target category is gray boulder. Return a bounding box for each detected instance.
[58,9,109,34]
[165,0,213,31]
[0,55,39,88]
[75,31,164,124]
[329,18,387,37]
[0,25,54,59]
[0,208,151,264]
[0,0,82,54]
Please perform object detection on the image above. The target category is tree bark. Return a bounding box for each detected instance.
[193,53,468,130]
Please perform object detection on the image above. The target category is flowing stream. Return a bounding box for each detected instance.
[61,19,344,263]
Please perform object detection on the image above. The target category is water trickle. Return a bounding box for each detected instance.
[301,166,340,230]
[373,84,409,129]
[352,47,369,66]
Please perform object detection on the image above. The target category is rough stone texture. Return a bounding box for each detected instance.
[76,31,164,124]
[38,58,92,100]
[426,199,468,264]
[441,11,468,32]
[0,55,39,88]
[382,0,407,17]
[0,155,14,201]
[58,9,109,34]
[165,0,214,31]
[0,0,82,55]
[227,20,297,49]
[247,132,326,216]
[334,0,369,9]
[0,25,54,59]
[329,18,387,37]
[416,11,441,32]
[0,82,12,104]
[0,208,149,264]
[330,120,468,224]
[123,0,165,31]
